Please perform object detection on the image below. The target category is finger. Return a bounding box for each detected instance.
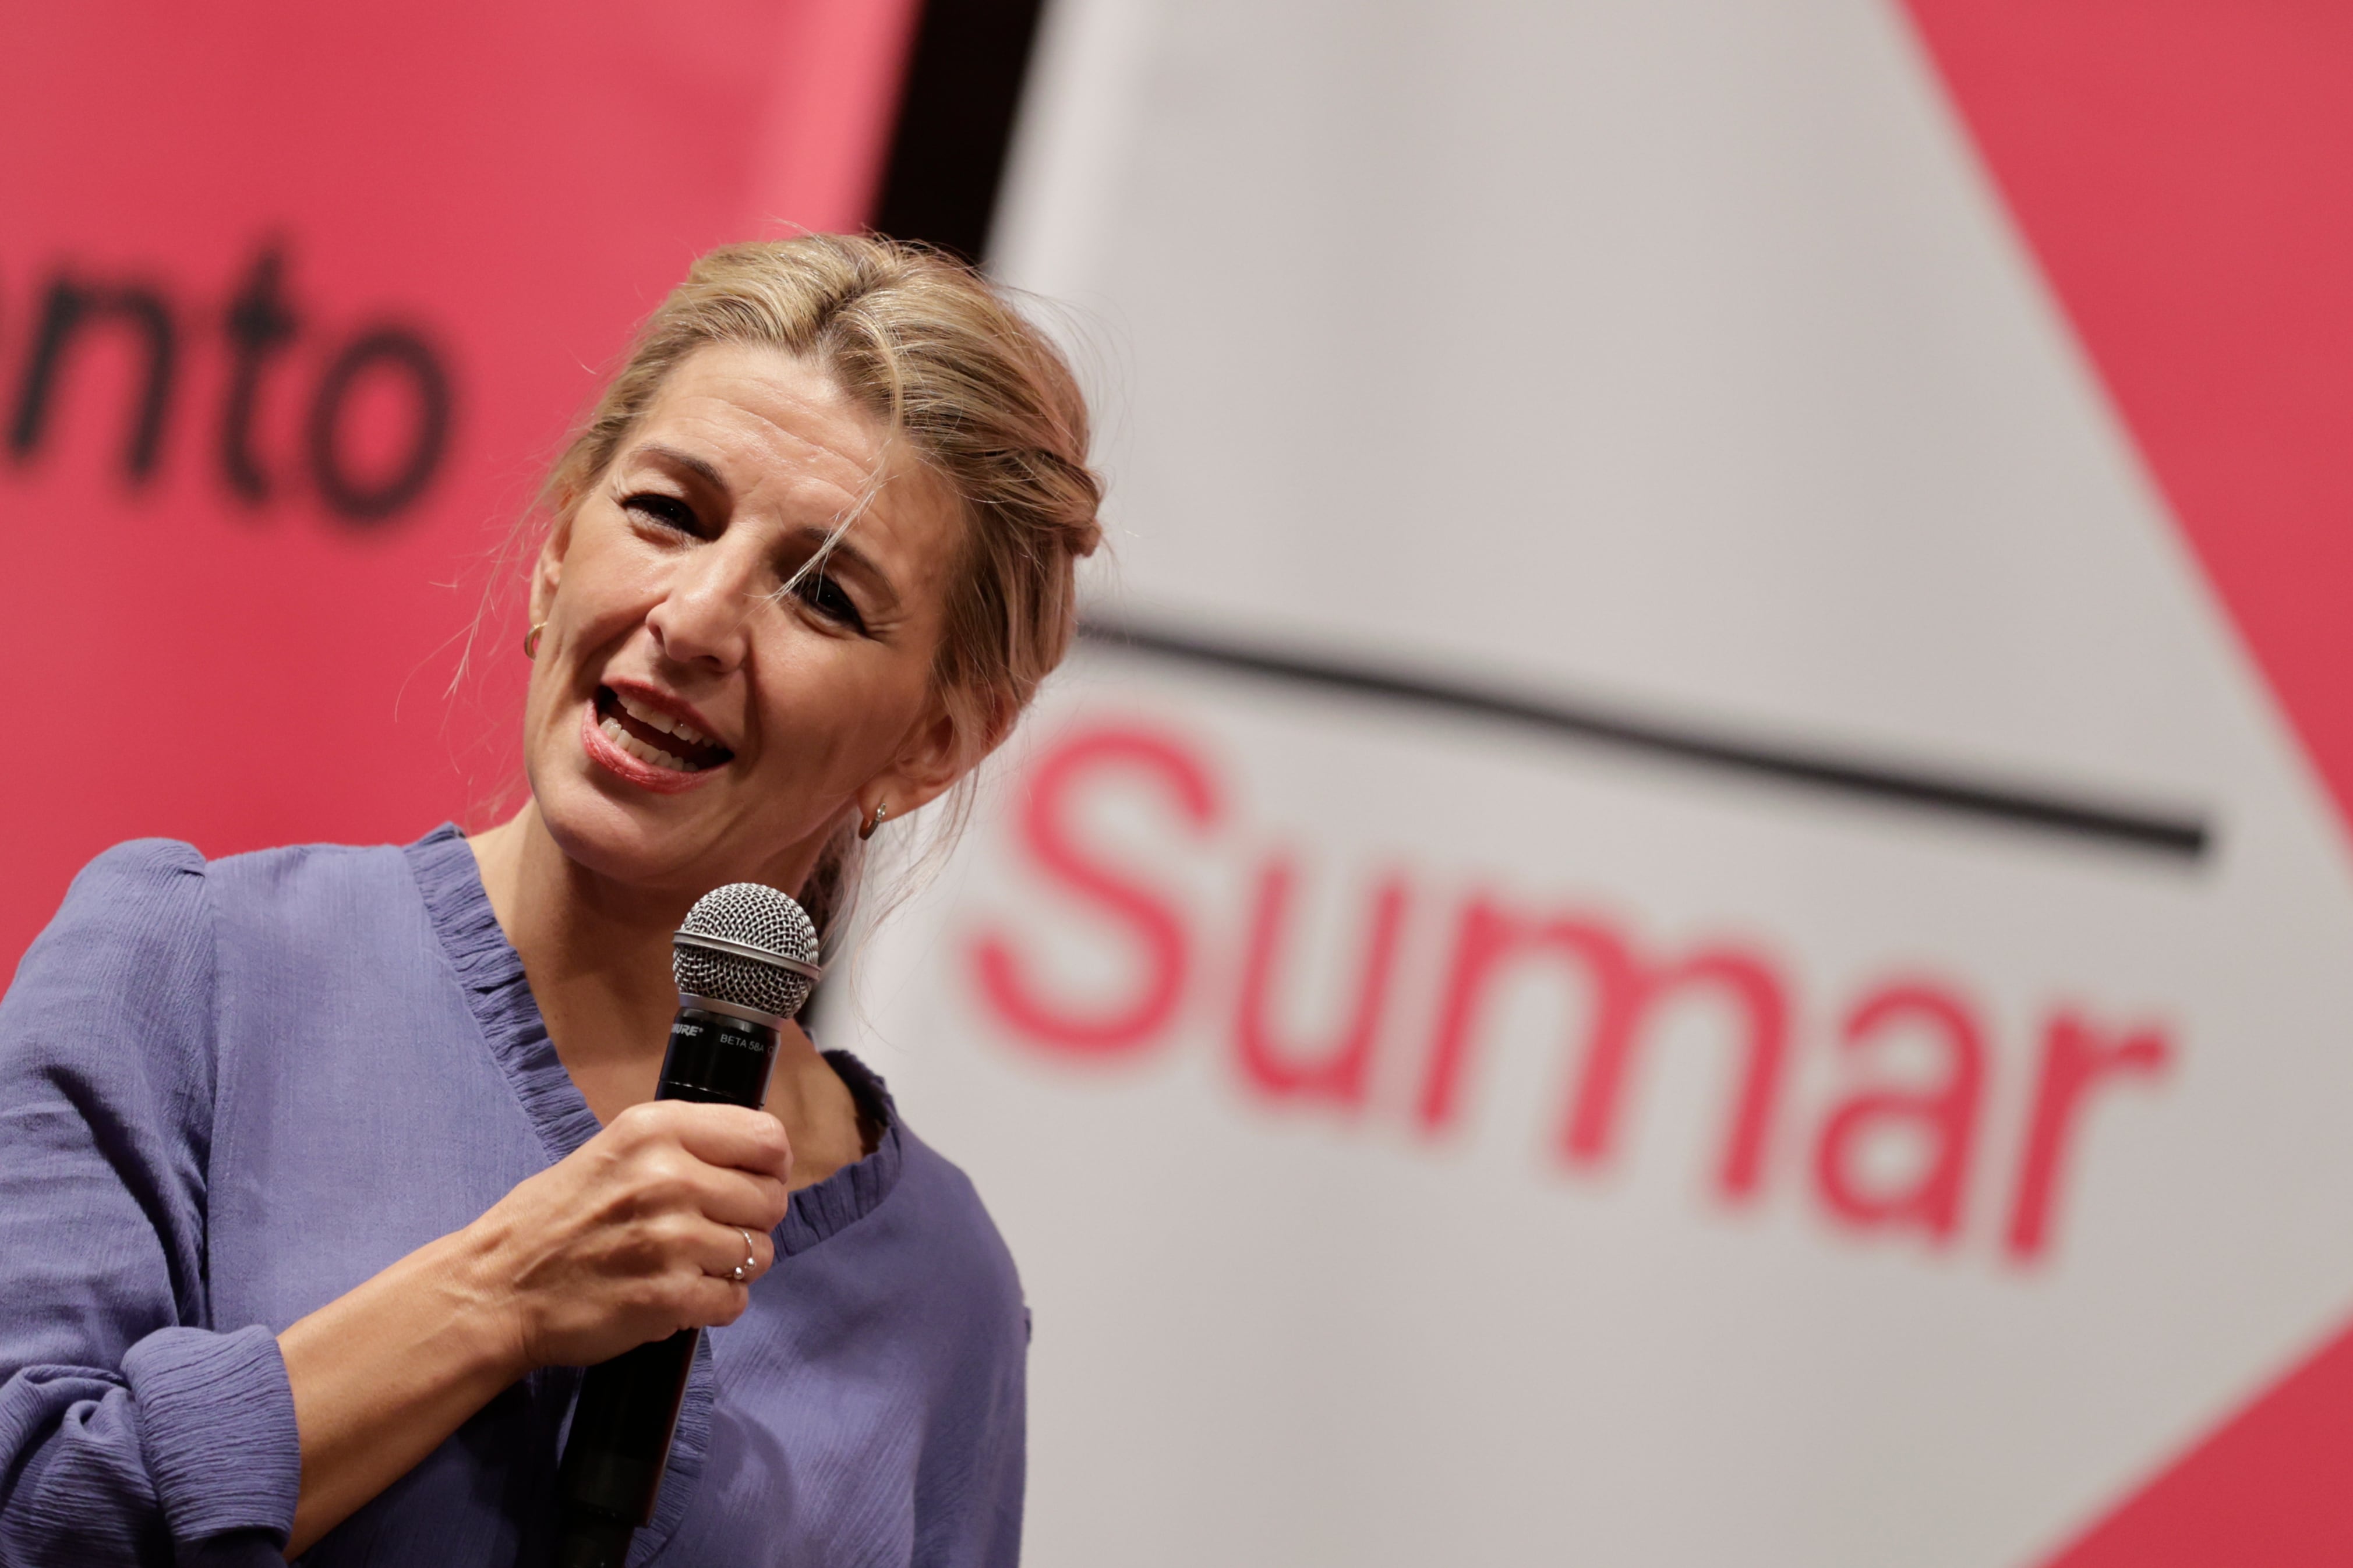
[692,1218,772,1286]
[661,1103,794,1182]
[697,1167,792,1233]
[675,1274,754,1331]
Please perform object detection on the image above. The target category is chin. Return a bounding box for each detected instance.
[521,690,836,900]
[535,784,712,892]
[524,735,720,896]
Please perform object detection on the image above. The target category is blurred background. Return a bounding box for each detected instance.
[9,0,2353,1562]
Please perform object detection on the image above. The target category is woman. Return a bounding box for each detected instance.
[0,235,1102,1566]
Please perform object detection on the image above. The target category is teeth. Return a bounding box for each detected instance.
[600,710,700,773]
[614,691,714,749]
[593,696,711,776]
[617,692,673,734]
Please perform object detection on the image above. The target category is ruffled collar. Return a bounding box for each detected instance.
[400,822,905,1252]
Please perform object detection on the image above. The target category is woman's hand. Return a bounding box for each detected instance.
[277,1101,790,1557]
[471,1100,794,1369]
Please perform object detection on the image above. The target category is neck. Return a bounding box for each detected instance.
[469,802,686,1085]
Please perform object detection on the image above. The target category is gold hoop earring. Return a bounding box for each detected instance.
[523,621,547,660]
[859,801,889,841]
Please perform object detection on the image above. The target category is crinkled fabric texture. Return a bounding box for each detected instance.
[0,827,1029,1567]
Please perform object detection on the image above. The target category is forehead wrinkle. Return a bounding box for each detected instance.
[661,353,885,474]
[655,390,901,537]
[658,405,863,491]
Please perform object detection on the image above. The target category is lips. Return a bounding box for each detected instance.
[593,685,734,774]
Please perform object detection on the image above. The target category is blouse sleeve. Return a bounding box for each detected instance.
[0,841,298,1565]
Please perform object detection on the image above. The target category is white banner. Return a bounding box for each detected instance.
[826,1,2353,1562]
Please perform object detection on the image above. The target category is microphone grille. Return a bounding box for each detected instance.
[673,883,821,1020]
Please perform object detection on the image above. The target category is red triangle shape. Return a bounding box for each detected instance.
[1901,0,2353,832]
[1897,2,2353,1555]
[2037,1319,2353,1564]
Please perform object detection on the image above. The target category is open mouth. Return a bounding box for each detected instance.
[594,686,734,774]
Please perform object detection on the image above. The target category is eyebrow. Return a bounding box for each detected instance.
[789,525,901,610]
[630,442,730,495]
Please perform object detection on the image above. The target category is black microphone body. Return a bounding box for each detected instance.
[553,1001,782,1568]
[551,884,822,1568]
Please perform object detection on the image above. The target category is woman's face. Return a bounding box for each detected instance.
[521,341,966,902]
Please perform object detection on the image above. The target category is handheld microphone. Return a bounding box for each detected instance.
[552,883,822,1568]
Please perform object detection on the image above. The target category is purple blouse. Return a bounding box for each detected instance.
[0,826,1027,1566]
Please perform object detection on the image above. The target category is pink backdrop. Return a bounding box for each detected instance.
[0,0,916,962]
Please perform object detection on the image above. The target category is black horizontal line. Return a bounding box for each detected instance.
[1075,617,2212,862]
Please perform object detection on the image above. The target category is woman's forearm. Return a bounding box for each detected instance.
[277,1224,528,1558]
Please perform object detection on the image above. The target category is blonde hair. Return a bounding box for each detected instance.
[539,234,1104,946]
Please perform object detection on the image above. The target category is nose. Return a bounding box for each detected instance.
[645,537,759,674]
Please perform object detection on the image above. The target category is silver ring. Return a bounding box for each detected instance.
[730,1227,756,1284]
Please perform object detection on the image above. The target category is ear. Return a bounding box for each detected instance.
[529,507,577,626]
[872,686,1015,819]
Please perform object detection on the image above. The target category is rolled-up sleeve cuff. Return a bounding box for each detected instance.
[121,1325,298,1546]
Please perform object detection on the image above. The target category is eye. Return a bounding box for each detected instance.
[622,491,705,536]
[794,569,868,634]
